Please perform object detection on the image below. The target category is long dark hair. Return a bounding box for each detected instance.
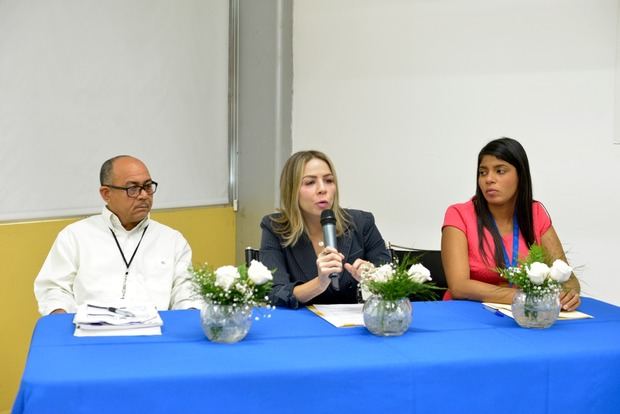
[473,137,534,268]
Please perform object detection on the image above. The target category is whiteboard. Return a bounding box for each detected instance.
[0,0,229,221]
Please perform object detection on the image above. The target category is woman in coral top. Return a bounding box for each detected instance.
[441,137,581,311]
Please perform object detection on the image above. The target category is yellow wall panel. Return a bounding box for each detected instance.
[0,206,235,413]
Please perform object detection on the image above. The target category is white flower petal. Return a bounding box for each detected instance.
[549,259,572,283]
[247,260,273,285]
[214,265,241,290]
[526,262,550,285]
[407,263,432,284]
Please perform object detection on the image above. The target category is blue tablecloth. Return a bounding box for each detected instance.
[13,298,620,414]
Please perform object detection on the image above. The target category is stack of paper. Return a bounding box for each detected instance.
[482,302,593,320]
[73,303,163,337]
[307,304,365,328]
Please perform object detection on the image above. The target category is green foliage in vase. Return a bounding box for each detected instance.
[361,255,441,302]
[191,261,273,307]
[498,244,572,298]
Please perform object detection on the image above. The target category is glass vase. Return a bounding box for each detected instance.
[362,295,412,336]
[511,289,561,329]
[200,301,253,343]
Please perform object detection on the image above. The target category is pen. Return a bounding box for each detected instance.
[483,305,505,317]
[87,304,135,317]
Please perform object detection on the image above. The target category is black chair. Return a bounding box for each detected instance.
[245,247,260,267]
[387,242,447,301]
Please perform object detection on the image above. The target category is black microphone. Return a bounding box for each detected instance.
[320,209,340,291]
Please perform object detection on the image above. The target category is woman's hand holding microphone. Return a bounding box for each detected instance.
[316,247,344,287]
[316,247,370,287]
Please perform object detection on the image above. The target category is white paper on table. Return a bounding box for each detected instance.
[73,302,163,336]
[74,325,162,337]
[482,302,594,320]
[307,304,365,328]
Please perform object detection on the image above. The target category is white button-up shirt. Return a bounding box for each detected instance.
[34,207,201,315]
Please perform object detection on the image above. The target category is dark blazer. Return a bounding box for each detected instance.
[260,209,391,308]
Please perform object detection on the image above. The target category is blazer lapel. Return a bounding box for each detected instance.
[338,229,353,266]
[290,233,318,283]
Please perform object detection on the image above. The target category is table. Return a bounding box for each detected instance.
[13,298,620,414]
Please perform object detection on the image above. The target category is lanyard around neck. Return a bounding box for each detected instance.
[491,214,519,268]
[109,225,148,298]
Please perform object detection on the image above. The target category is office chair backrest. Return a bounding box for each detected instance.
[388,243,447,300]
[245,247,260,268]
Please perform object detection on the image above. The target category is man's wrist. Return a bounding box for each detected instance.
[50,308,67,314]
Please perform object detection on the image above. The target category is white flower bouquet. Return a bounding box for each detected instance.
[498,244,573,297]
[360,258,440,301]
[191,260,274,308]
[359,257,441,336]
[192,260,275,343]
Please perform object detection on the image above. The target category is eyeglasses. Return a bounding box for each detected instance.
[103,181,158,198]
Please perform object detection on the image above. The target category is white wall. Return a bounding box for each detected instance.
[292,0,620,304]
[0,0,229,221]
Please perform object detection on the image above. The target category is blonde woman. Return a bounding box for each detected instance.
[260,150,390,308]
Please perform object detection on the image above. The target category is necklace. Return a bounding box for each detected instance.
[490,214,519,267]
[109,225,148,299]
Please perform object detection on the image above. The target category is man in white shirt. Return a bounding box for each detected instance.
[34,155,200,315]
